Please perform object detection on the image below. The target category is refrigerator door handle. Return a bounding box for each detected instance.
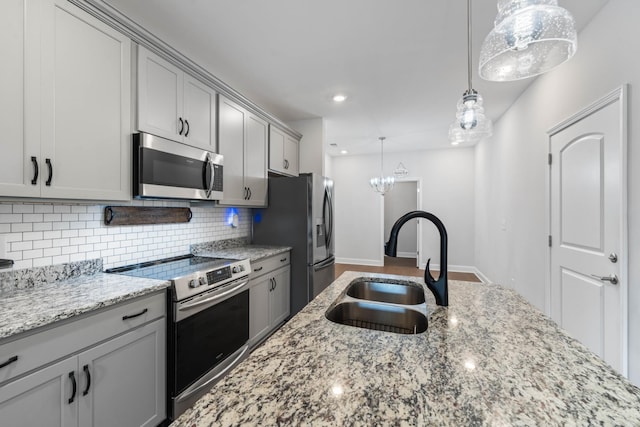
[323,187,333,252]
[314,256,335,271]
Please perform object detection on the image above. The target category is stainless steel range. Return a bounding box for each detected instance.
[106,254,251,421]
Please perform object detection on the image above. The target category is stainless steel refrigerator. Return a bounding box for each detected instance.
[252,173,335,317]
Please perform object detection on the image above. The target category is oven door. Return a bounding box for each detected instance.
[169,279,249,419]
[134,132,223,200]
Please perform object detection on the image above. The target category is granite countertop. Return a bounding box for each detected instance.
[0,271,169,341]
[172,271,640,426]
[194,243,291,263]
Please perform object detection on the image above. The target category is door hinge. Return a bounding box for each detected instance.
[548,235,552,247]
[548,153,552,165]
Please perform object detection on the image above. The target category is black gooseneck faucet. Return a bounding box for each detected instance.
[384,211,448,306]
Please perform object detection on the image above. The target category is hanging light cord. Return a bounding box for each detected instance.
[379,137,385,174]
[466,0,473,94]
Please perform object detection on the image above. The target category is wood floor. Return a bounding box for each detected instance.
[335,256,481,282]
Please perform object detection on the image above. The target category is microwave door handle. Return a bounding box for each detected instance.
[204,153,214,198]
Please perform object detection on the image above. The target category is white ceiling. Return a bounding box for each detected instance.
[103,0,608,156]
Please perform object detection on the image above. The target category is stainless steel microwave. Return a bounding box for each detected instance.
[133,132,223,200]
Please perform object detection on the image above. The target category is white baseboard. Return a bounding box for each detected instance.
[472,268,492,284]
[335,257,383,267]
[396,252,416,259]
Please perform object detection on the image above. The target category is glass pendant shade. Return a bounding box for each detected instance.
[479,0,577,81]
[448,91,493,145]
[369,137,394,195]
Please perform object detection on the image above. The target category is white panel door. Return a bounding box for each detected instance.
[245,114,268,206]
[0,357,77,427]
[283,135,299,176]
[137,45,183,141]
[0,0,40,197]
[78,320,166,427]
[269,126,285,174]
[40,0,131,200]
[183,75,216,149]
[549,91,625,374]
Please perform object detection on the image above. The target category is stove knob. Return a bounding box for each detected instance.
[199,277,207,286]
[232,265,242,274]
[188,279,198,288]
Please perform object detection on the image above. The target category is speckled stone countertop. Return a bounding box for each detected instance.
[0,262,169,341]
[192,238,291,263]
[172,271,640,426]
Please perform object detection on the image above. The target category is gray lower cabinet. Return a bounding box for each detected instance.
[249,254,291,347]
[0,293,166,427]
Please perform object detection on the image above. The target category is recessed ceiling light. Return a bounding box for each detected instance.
[333,94,347,102]
[340,150,348,155]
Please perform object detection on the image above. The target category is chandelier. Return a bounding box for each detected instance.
[449,0,493,145]
[479,0,577,81]
[369,137,394,195]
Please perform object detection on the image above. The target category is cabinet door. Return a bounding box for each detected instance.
[0,357,77,427]
[283,135,299,176]
[137,45,183,142]
[249,275,271,346]
[269,126,286,174]
[183,75,216,150]
[245,113,268,207]
[0,0,40,197]
[218,96,247,205]
[78,319,166,427]
[270,266,291,326]
[40,0,131,200]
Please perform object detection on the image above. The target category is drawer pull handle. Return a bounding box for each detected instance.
[68,371,77,404]
[82,364,91,396]
[280,258,287,262]
[122,308,148,320]
[254,266,263,272]
[0,355,18,369]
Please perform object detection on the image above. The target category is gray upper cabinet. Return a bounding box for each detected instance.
[0,0,132,201]
[269,126,299,176]
[218,95,268,207]
[137,45,216,150]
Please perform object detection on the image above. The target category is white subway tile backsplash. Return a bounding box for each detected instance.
[0,202,250,270]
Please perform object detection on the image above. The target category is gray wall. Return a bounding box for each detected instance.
[475,0,640,385]
[384,181,417,257]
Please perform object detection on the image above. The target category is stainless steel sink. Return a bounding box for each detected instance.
[346,281,425,305]
[325,301,428,334]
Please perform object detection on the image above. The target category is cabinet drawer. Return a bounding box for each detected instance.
[0,291,165,386]
[250,252,290,279]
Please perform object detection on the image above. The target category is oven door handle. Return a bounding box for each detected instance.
[175,344,249,404]
[178,280,249,311]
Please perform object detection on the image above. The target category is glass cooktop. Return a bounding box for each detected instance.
[105,254,235,281]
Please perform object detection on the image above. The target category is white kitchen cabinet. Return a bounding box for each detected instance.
[138,45,216,150]
[218,95,268,207]
[0,293,166,427]
[0,0,131,201]
[0,357,77,427]
[269,126,299,176]
[249,253,291,347]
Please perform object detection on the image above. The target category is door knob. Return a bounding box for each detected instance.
[608,253,618,263]
[590,274,618,285]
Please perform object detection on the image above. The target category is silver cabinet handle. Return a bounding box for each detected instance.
[609,253,618,263]
[590,274,618,285]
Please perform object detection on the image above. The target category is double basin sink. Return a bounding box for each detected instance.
[325,278,429,334]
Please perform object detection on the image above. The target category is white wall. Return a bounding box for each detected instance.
[384,181,417,256]
[475,0,640,384]
[0,200,250,270]
[288,118,326,176]
[333,147,475,269]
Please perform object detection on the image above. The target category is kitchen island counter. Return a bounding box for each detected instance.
[171,271,640,426]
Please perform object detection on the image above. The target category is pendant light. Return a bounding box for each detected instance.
[369,137,394,196]
[449,0,493,145]
[479,0,577,81]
